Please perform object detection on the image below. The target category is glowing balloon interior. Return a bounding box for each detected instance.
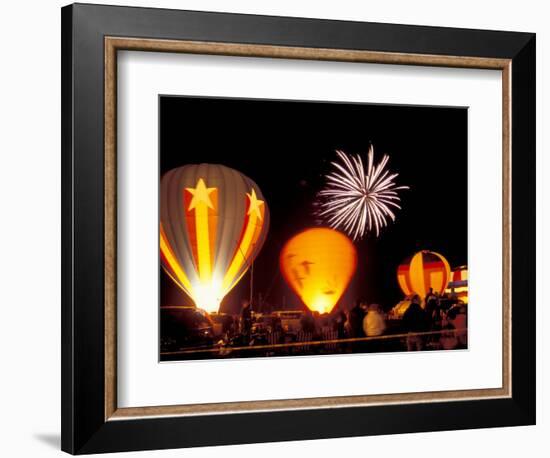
[397,250,451,298]
[280,228,357,314]
[160,164,269,313]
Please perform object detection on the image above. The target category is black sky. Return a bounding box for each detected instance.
[160,95,468,313]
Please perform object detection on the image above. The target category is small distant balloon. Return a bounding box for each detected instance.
[446,265,468,303]
[397,250,451,298]
[160,164,269,313]
[280,228,357,314]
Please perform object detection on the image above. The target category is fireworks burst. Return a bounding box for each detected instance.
[315,145,409,240]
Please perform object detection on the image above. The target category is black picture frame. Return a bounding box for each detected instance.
[61,3,535,454]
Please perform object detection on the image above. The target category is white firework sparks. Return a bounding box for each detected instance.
[315,145,409,240]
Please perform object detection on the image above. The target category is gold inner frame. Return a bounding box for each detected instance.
[104,37,512,421]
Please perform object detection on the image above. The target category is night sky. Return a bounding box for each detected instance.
[160,95,467,313]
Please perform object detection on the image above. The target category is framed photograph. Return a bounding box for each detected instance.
[61,3,536,454]
[156,96,468,363]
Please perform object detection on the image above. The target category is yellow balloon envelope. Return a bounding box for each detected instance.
[280,228,357,314]
[397,250,451,298]
[160,164,269,313]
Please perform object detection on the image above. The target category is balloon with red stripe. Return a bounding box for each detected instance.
[160,164,269,313]
[397,250,451,298]
[446,265,468,303]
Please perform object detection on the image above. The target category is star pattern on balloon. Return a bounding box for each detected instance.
[186,178,216,210]
[247,188,264,220]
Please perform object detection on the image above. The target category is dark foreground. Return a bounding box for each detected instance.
[160,321,468,362]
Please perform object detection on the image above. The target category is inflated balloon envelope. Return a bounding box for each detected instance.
[160,164,270,313]
[280,227,357,314]
[397,250,451,298]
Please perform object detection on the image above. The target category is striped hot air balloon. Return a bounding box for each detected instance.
[446,266,468,303]
[160,164,269,313]
[397,250,451,299]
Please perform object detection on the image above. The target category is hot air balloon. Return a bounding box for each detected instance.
[160,164,269,313]
[280,228,357,314]
[446,265,468,303]
[397,250,451,298]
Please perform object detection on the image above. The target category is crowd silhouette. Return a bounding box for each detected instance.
[227,290,468,355]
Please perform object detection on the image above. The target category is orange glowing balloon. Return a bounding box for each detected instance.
[280,228,357,314]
